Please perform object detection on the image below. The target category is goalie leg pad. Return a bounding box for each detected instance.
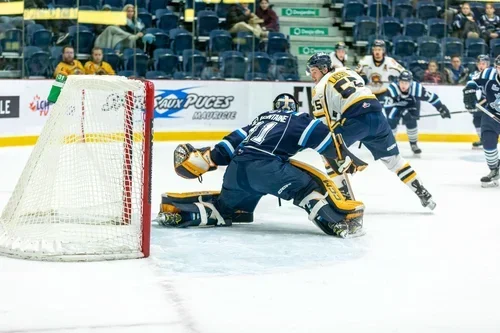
[157,192,254,227]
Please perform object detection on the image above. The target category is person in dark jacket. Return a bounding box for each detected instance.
[227,3,269,38]
[479,2,500,43]
[453,2,481,39]
[256,0,279,32]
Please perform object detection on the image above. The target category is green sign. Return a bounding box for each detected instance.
[290,27,329,36]
[298,46,335,55]
[281,7,320,17]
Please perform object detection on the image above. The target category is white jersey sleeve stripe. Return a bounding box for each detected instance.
[236,128,247,138]
[220,140,235,156]
[315,134,333,153]
[298,119,320,147]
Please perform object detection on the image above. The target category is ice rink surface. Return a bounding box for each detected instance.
[1,141,500,333]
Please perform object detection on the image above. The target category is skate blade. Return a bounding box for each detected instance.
[346,229,366,238]
[481,180,499,188]
[426,200,437,211]
[472,146,483,150]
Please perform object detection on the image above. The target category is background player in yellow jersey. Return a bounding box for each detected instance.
[53,46,84,78]
[307,52,436,210]
[84,47,116,75]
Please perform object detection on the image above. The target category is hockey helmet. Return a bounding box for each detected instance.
[399,70,413,82]
[495,55,500,67]
[306,52,332,75]
[477,54,490,64]
[335,42,347,51]
[273,93,298,112]
[372,39,386,51]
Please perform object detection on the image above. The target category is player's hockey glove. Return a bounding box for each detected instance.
[437,104,451,119]
[327,134,368,175]
[174,144,217,181]
[463,86,478,111]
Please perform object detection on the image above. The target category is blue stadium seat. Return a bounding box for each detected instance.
[406,55,429,72]
[151,31,170,49]
[391,55,407,68]
[182,49,206,79]
[123,47,145,60]
[156,53,179,77]
[418,36,441,58]
[27,23,44,41]
[1,29,22,54]
[417,1,438,20]
[169,28,193,55]
[72,31,94,55]
[118,70,136,77]
[428,18,446,39]
[155,9,171,19]
[490,38,500,57]
[138,13,153,28]
[49,46,63,67]
[31,29,52,50]
[150,0,170,16]
[403,18,426,39]
[354,16,377,43]
[0,23,14,33]
[79,5,96,10]
[272,52,299,81]
[158,14,179,32]
[342,0,365,23]
[442,37,464,57]
[381,17,401,39]
[25,51,51,77]
[79,0,101,8]
[393,0,413,20]
[469,2,485,19]
[68,25,91,36]
[54,0,76,7]
[246,52,271,80]
[208,29,232,56]
[23,46,42,60]
[124,54,149,77]
[462,57,477,73]
[146,70,168,79]
[495,2,500,16]
[185,0,207,11]
[125,0,146,9]
[465,37,488,58]
[367,0,389,18]
[235,31,259,54]
[266,32,288,56]
[220,51,246,80]
[197,10,219,37]
[153,48,170,60]
[434,56,452,70]
[393,35,417,57]
[216,3,230,18]
[103,0,123,8]
[103,52,121,71]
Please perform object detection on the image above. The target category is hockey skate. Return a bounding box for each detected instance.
[410,142,422,155]
[411,179,436,210]
[472,141,483,149]
[481,166,499,188]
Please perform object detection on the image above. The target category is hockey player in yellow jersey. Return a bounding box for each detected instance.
[307,52,436,210]
[356,40,405,102]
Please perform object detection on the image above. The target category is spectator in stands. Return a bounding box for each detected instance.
[84,47,116,75]
[444,55,469,84]
[53,46,85,78]
[95,5,152,53]
[256,0,279,32]
[227,3,269,39]
[453,2,481,39]
[423,60,445,84]
[479,3,500,43]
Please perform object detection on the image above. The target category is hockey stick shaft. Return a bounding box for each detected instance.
[419,110,470,118]
[476,104,500,125]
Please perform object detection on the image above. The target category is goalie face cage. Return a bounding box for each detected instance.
[0,76,154,261]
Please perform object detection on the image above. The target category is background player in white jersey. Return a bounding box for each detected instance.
[385,70,451,155]
[468,54,490,149]
[355,40,406,103]
[307,52,436,210]
[329,42,347,69]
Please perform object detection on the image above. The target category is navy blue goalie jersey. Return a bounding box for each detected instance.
[209,110,336,165]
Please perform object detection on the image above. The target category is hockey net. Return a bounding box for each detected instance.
[0,76,154,261]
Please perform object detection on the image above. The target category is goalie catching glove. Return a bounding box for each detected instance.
[174,144,217,181]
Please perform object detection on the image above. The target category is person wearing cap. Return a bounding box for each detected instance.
[329,42,347,69]
[468,54,491,149]
[385,70,450,155]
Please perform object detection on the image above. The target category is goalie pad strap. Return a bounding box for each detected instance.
[308,198,328,222]
[193,202,209,226]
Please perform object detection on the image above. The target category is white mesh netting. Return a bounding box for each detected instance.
[0,76,152,261]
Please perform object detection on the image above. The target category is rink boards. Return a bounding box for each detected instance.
[0,80,482,147]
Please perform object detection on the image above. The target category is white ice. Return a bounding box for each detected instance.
[1,142,499,333]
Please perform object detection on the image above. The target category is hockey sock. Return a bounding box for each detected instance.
[484,148,499,170]
[407,127,418,144]
[381,155,419,190]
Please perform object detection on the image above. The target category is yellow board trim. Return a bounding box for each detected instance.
[0,1,24,15]
[1,132,499,148]
[78,10,127,25]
